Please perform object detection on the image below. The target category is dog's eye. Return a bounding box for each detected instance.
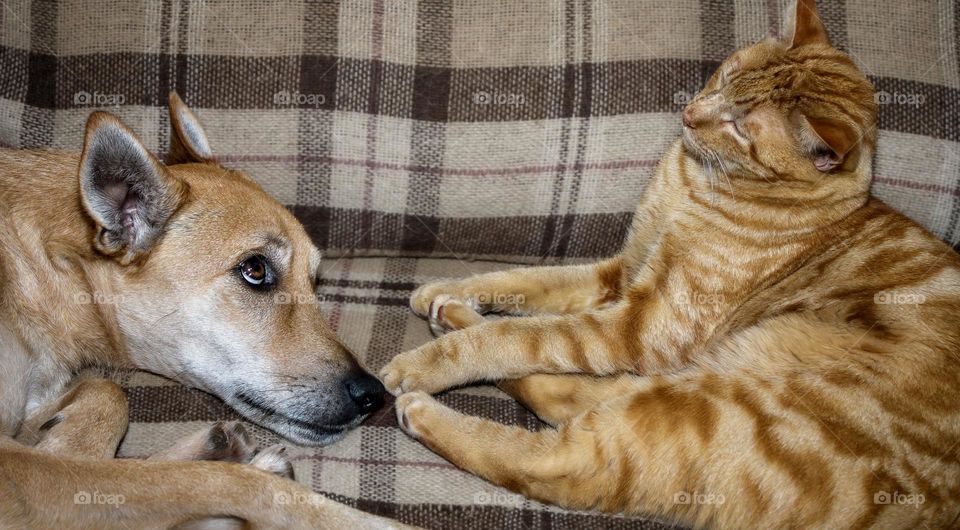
[238,256,275,289]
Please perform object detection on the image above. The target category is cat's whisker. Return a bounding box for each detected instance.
[708,170,717,206]
[712,152,736,201]
[702,157,720,206]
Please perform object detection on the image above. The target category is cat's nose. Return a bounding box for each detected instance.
[682,107,697,129]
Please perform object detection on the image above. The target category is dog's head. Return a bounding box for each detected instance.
[76,93,385,445]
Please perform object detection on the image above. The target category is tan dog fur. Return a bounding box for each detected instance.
[0,93,410,529]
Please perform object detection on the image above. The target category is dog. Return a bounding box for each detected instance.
[0,93,412,529]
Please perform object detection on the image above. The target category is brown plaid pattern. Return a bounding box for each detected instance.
[3,0,959,528]
[2,0,958,260]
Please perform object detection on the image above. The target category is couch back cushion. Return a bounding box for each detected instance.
[1,0,957,262]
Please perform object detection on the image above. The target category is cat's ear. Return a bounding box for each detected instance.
[783,0,831,49]
[804,116,860,172]
[166,91,215,165]
[79,112,189,264]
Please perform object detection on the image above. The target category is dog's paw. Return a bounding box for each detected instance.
[250,444,294,479]
[201,421,257,463]
[394,391,437,439]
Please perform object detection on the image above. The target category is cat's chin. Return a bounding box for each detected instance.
[681,130,710,164]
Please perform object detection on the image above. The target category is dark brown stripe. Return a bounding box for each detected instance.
[553,0,595,259]
[699,0,736,82]
[2,49,954,140]
[401,0,452,254]
[317,294,408,307]
[226,155,660,176]
[317,278,417,291]
[817,0,850,52]
[123,385,540,429]
[362,259,419,371]
[321,495,673,530]
[292,207,633,259]
[23,1,56,110]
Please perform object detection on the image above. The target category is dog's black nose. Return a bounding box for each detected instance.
[346,374,386,414]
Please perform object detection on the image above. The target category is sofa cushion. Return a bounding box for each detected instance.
[1,0,957,262]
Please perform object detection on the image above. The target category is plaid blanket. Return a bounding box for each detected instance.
[2,0,958,261]
[2,0,958,528]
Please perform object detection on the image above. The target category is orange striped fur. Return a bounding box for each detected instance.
[381,1,960,528]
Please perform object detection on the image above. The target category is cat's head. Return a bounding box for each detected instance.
[681,0,876,184]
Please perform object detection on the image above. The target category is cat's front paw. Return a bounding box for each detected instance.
[379,350,430,395]
[427,294,485,336]
[410,281,460,317]
[410,282,482,318]
[394,391,436,439]
[379,345,458,395]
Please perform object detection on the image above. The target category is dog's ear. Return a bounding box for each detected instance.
[79,112,189,265]
[167,91,215,165]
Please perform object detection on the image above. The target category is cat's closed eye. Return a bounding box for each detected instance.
[724,120,748,141]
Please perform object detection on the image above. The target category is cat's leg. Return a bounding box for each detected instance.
[395,367,929,530]
[382,296,673,395]
[414,147,668,327]
[497,373,642,427]
[420,295,488,336]
[411,257,624,332]
[395,386,713,516]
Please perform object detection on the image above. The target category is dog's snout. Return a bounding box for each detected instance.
[345,374,385,414]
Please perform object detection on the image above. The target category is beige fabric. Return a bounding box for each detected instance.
[1,0,956,261]
[2,1,958,527]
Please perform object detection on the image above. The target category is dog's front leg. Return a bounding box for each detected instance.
[16,378,129,459]
[0,445,415,530]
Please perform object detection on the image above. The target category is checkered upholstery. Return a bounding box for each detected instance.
[3,1,958,528]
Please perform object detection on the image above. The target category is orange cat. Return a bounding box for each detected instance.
[380,1,960,528]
